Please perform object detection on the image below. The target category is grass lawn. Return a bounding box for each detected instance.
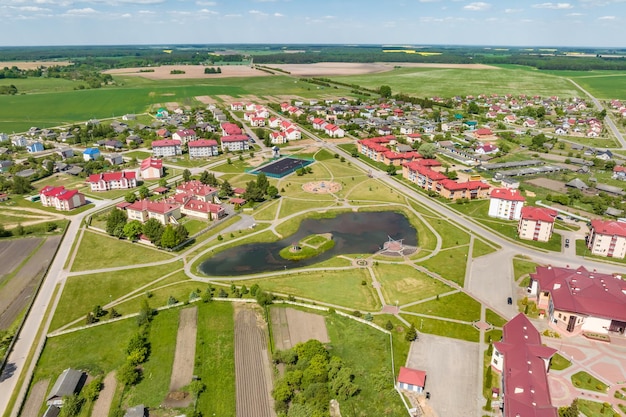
[423,216,471,248]
[114,281,203,314]
[485,309,507,327]
[419,246,469,286]
[402,315,480,342]
[51,263,182,331]
[473,238,498,258]
[196,302,235,417]
[123,308,178,408]
[551,353,572,371]
[277,197,337,219]
[235,269,380,311]
[404,291,481,322]
[164,155,213,169]
[345,178,408,204]
[485,329,502,344]
[370,314,412,374]
[70,231,175,272]
[513,257,540,282]
[571,371,609,392]
[179,218,208,236]
[123,150,152,160]
[373,263,452,306]
[325,313,407,416]
[480,217,562,252]
[212,159,250,173]
[251,199,280,221]
[578,399,619,417]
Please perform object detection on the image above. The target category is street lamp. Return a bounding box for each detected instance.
[421,319,424,330]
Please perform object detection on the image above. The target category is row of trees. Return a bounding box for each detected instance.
[106,210,189,248]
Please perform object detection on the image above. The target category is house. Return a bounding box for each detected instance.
[0,160,13,173]
[56,148,74,159]
[26,142,44,153]
[284,127,301,140]
[488,188,525,220]
[140,157,164,180]
[40,186,86,211]
[104,153,124,166]
[125,199,181,225]
[473,128,494,139]
[587,219,626,258]
[613,166,626,181]
[221,123,243,136]
[438,179,491,201]
[11,136,27,147]
[270,131,286,145]
[491,314,557,417]
[181,199,225,220]
[151,139,182,157]
[87,171,137,191]
[324,124,345,138]
[46,369,85,406]
[122,114,136,121]
[0,133,8,143]
[175,180,219,203]
[475,143,498,155]
[596,149,613,161]
[529,265,626,335]
[188,139,219,158]
[221,135,250,152]
[83,148,101,161]
[565,178,589,191]
[517,206,557,242]
[103,139,123,151]
[396,367,426,394]
[172,129,197,144]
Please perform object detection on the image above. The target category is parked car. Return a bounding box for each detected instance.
[507,297,513,305]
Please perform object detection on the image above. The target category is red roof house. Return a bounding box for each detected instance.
[87,171,137,191]
[40,186,86,211]
[140,157,163,180]
[397,367,426,393]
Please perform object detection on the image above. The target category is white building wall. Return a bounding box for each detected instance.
[581,317,611,334]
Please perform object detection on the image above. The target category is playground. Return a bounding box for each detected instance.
[302,181,342,194]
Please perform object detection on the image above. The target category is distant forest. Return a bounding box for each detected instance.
[1,44,626,71]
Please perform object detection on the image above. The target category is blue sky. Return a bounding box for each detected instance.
[1,0,625,47]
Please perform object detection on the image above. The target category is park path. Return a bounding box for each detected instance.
[91,372,116,417]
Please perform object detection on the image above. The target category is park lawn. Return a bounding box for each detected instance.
[123,150,152,160]
[419,246,469,286]
[273,208,348,238]
[423,216,471,248]
[50,263,182,331]
[550,353,572,371]
[578,399,619,417]
[325,313,407,416]
[449,199,489,218]
[196,302,236,417]
[346,178,408,204]
[237,269,380,311]
[278,197,338,219]
[281,184,337,201]
[373,263,452,306]
[32,317,137,384]
[251,199,280,221]
[473,238,498,258]
[571,371,609,392]
[402,315,480,342]
[70,230,175,272]
[114,282,202,315]
[371,314,412,373]
[178,218,208,236]
[164,155,213,169]
[485,329,502,344]
[0,212,43,226]
[480,217,562,251]
[485,309,507,327]
[123,308,178,408]
[513,257,540,282]
[32,173,89,190]
[404,291,481,322]
[212,159,250,173]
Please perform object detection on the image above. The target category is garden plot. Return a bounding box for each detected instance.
[164,306,198,408]
[271,307,329,351]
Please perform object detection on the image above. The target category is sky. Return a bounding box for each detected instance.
[1,0,625,47]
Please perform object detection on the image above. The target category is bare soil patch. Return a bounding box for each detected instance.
[195,95,218,105]
[0,61,70,70]
[0,236,61,329]
[164,306,198,408]
[271,62,499,77]
[104,65,269,80]
[302,181,342,195]
[234,304,274,417]
[526,178,568,194]
[271,307,329,351]
[21,379,49,417]
[91,372,116,417]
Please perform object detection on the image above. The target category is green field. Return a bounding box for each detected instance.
[373,263,452,305]
[404,291,481,322]
[330,66,583,98]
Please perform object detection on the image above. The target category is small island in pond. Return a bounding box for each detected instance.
[279,233,335,261]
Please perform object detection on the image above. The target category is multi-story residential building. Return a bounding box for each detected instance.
[151,139,182,157]
[86,171,137,191]
[488,188,526,220]
[140,157,164,180]
[221,135,250,152]
[39,186,86,211]
[188,139,219,158]
[517,206,557,242]
[587,219,626,259]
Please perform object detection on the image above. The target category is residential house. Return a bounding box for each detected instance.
[175,180,219,203]
[46,369,85,406]
[172,129,197,145]
[0,193,8,202]
[396,367,426,394]
[26,141,44,153]
[104,153,124,166]
[221,135,250,152]
[587,219,626,259]
[402,160,446,192]
[613,166,626,181]
[473,128,494,140]
[11,136,27,147]
[188,139,219,158]
[0,133,8,143]
[491,314,557,417]
[270,131,286,145]
[181,199,225,221]
[488,188,526,220]
[103,140,123,151]
[152,139,182,157]
[39,186,86,211]
[529,265,626,335]
[86,171,137,191]
[56,148,74,159]
[83,148,101,161]
[140,157,164,180]
[324,124,345,138]
[125,199,181,225]
[437,179,491,201]
[221,123,243,136]
[122,114,136,121]
[517,206,557,242]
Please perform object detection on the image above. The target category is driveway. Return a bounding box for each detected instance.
[406,334,481,416]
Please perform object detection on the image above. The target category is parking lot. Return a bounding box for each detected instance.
[406,334,481,416]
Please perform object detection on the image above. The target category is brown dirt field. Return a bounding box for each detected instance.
[271,62,499,77]
[104,65,269,80]
[270,307,329,351]
[91,372,116,417]
[164,306,198,408]
[195,96,218,105]
[0,236,61,329]
[0,61,70,70]
[0,238,42,278]
[21,379,49,417]
[526,178,569,194]
[234,304,274,417]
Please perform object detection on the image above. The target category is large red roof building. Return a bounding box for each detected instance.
[86,171,137,191]
[587,219,626,259]
[39,186,86,211]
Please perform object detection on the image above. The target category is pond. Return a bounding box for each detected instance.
[198,211,417,276]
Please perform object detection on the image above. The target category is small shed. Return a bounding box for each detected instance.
[397,366,426,394]
[46,368,85,406]
[124,404,147,417]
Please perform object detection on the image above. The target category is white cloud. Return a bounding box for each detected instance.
[418,0,440,2]
[532,3,573,9]
[15,6,51,11]
[65,7,97,14]
[137,9,155,14]
[224,13,241,17]
[199,8,218,14]
[196,0,216,5]
[249,9,267,15]
[463,2,490,11]
[504,8,523,13]
[598,15,616,19]
[273,12,283,17]
[566,12,584,16]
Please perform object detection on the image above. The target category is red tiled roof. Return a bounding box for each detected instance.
[440,179,490,191]
[591,219,626,238]
[40,185,80,201]
[490,188,526,202]
[175,129,196,137]
[127,199,179,215]
[221,135,249,143]
[188,139,218,148]
[531,265,626,322]
[152,139,181,147]
[613,166,626,173]
[494,314,557,417]
[140,157,162,170]
[183,199,223,214]
[221,123,242,135]
[475,128,493,136]
[520,206,557,223]
[116,201,132,209]
[87,171,136,183]
[230,197,246,205]
[397,367,426,387]
[176,180,218,197]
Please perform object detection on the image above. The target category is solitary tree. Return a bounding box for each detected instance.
[379,85,392,98]
[182,169,192,182]
[418,143,437,159]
